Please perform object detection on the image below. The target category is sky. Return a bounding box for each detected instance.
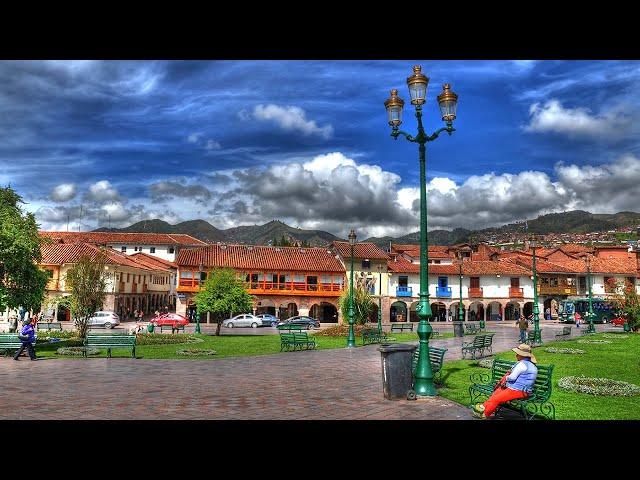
[2,59,640,239]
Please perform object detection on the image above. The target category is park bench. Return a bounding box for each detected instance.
[158,324,185,333]
[469,358,555,420]
[36,322,63,331]
[411,346,448,383]
[580,325,596,335]
[361,328,387,345]
[555,326,571,338]
[0,334,24,356]
[276,324,304,332]
[84,334,136,358]
[391,323,414,333]
[526,330,542,346]
[461,333,494,359]
[464,323,480,335]
[279,332,317,351]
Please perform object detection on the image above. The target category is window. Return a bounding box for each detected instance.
[549,277,558,287]
[438,276,448,288]
[566,277,576,287]
[121,246,126,252]
[127,273,130,282]
[398,276,408,287]
[510,277,520,288]
[44,269,54,279]
[579,276,586,291]
[168,247,175,254]
[361,259,371,269]
[150,247,156,253]
[470,277,480,289]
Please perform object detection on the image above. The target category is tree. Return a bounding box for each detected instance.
[606,278,640,332]
[64,253,107,338]
[0,186,48,313]
[339,284,374,325]
[193,268,254,335]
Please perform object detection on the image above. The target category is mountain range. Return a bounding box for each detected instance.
[93,210,640,247]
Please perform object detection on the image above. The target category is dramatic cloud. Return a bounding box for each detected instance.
[50,183,76,202]
[523,99,631,139]
[148,180,212,204]
[85,180,121,203]
[249,104,333,139]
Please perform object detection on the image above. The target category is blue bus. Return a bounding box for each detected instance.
[558,298,615,324]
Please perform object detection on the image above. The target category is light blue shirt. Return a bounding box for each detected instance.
[506,359,538,393]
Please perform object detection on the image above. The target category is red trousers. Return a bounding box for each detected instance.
[483,387,529,417]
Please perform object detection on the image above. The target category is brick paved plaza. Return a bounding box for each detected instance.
[0,322,602,420]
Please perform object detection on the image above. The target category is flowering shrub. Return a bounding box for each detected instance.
[602,334,629,339]
[35,330,77,339]
[176,348,216,356]
[314,325,371,337]
[544,347,585,354]
[56,346,100,356]
[558,376,640,396]
[577,339,612,344]
[136,334,203,345]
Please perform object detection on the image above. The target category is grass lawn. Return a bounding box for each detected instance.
[31,331,443,360]
[436,332,640,420]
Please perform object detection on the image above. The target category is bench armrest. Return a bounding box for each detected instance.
[470,372,490,384]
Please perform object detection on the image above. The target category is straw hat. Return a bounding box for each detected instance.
[512,343,537,363]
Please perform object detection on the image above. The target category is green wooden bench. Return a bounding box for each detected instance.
[0,334,25,356]
[84,334,136,358]
[469,358,555,420]
[464,323,480,335]
[391,323,414,333]
[411,346,448,383]
[555,326,571,338]
[279,332,317,351]
[462,333,494,359]
[361,328,387,345]
[580,324,596,335]
[158,324,185,333]
[277,324,304,332]
[37,322,63,331]
[526,330,542,346]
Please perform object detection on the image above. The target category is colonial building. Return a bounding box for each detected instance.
[39,243,174,321]
[175,244,346,322]
[39,231,206,262]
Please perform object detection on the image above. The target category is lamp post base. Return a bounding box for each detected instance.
[453,321,464,337]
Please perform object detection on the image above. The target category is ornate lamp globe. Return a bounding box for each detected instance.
[406,65,429,105]
[437,83,459,122]
[384,89,405,127]
[348,229,357,246]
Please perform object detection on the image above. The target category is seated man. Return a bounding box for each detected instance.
[472,343,538,419]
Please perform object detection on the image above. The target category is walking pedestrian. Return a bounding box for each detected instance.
[14,317,37,361]
[516,314,529,343]
[575,311,581,328]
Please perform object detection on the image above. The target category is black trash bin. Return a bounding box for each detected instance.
[379,343,417,400]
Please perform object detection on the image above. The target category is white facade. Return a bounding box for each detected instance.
[389,274,534,300]
[106,244,178,262]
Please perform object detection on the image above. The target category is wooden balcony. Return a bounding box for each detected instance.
[132,283,137,294]
[468,287,483,298]
[142,283,148,293]
[509,287,524,298]
[46,279,59,291]
[118,281,125,293]
[177,278,343,296]
[538,285,577,296]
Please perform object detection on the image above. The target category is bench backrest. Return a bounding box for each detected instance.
[412,346,448,372]
[293,332,310,342]
[85,335,136,346]
[278,324,303,331]
[490,359,554,402]
[0,334,22,344]
[280,332,296,342]
[473,335,486,346]
[482,334,494,346]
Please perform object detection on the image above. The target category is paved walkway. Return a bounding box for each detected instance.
[0,321,612,420]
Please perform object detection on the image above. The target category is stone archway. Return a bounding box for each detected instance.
[487,301,503,321]
[468,301,484,322]
[523,302,533,318]
[390,301,407,322]
[505,300,521,321]
[544,298,559,320]
[310,301,339,323]
[430,302,447,322]
[279,302,298,320]
[409,301,419,322]
[368,303,379,324]
[449,301,467,321]
[256,298,276,316]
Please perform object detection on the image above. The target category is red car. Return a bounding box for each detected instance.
[151,313,190,327]
[611,317,627,327]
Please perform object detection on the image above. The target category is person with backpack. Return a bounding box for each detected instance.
[516,314,529,343]
[14,317,37,361]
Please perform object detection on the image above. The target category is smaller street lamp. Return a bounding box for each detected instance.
[195,261,203,334]
[584,255,595,333]
[347,229,357,348]
[377,263,384,334]
[530,236,541,343]
[454,256,464,337]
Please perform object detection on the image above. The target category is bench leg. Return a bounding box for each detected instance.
[107,348,112,358]
[132,346,136,358]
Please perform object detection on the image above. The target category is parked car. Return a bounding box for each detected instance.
[611,317,627,327]
[151,313,190,327]
[222,314,261,328]
[277,316,320,330]
[87,311,120,329]
[256,314,279,327]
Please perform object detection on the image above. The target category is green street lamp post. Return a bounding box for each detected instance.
[585,255,595,333]
[377,263,384,334]
[385,66,458,397]
[530,237,541,343]
[195,262,203,334]
[347,229,357,347]
[454,257,464,337]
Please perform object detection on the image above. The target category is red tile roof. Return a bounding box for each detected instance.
[39,231,206,247]
[387,256,531,275]
[331,241,390,260]
[40,243,159,270]
[390,244,453,259]
[177,244,345,272]
[130,252,177,269]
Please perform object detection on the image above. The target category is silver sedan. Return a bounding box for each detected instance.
[222,314,261,328]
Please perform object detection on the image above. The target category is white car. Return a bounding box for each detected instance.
[87,311,120,329]
[222,314,261,328]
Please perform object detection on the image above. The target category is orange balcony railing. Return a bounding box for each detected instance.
[509,287,524,298]
[177,278,344,296]
[468,287,483,298]
[132,283,137,294]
